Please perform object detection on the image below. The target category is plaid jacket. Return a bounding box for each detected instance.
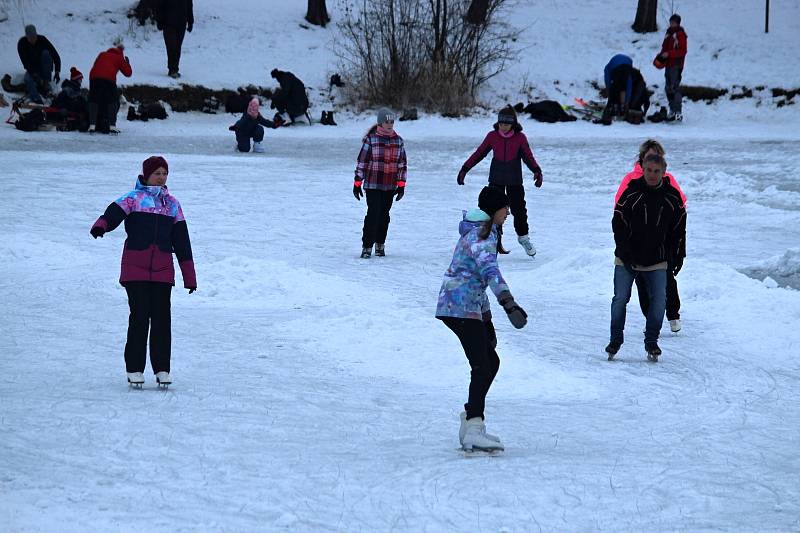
[354,128,407,191]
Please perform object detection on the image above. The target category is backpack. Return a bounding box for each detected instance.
[15,109,46,131]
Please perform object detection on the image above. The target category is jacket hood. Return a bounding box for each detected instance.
[459,208,491,236]
[492,122,523,133]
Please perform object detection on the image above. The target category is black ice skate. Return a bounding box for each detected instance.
[360,246,372,259]
[605,341,621,361]
[375,243,385,257]
[646,343,662,362]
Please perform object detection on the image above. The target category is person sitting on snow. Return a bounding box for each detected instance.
[230,97,274,153]
[52,67,89,130]
[17,24,61,103]
[269,68,309,125]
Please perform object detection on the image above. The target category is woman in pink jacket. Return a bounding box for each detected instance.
[614,139,686,332]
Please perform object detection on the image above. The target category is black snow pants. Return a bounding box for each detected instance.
[123,281,173,374]
[88,78,119,130]
[488,184,528,237]
[439,316,500,420]
[362,189,395,248]
[637,268,681,321]
[163,25,186,74]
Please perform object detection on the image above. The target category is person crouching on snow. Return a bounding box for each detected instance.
[436,186,528,452]
[457,106,543,257]
[230,97,274,153]
[90,156,197,387]
[353,107,407,258]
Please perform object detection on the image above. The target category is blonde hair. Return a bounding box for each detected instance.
[638,139,665,165]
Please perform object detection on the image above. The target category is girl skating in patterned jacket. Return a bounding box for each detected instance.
[90,156,196,388]
[436,186,528,452]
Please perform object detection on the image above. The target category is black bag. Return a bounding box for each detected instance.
[15,109,46,131]
[523,100,577,123]
[138,103,168,120]
[225,94,249,114]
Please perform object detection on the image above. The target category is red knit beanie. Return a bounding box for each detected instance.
[69,66,83,82]
[141,156,169,182]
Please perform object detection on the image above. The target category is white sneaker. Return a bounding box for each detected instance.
[459,411,501,446]
[462,417,504,451]
[155,371,172,385]
[127,372,144,385]
[670,319,681,333]
[518,234,536,257]
[88,125,96,133]
[252,141,265,153]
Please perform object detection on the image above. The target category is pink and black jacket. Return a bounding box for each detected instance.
[91,179,196,288]
[461,124,541,186]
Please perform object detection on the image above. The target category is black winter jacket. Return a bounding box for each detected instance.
[17,36,61,74]
[613,177,686,267]
[156,0,194,29]
[234,112,274,139]
[271,71,309,118]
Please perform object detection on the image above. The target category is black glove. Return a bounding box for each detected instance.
[533,168,543,188]
[498,291,527,329]
[188,287,196,294]
[157,22,163,30]
[228,124,237,131]
[457,168,467,185]
[353,183,363,200]
[672,257,684,276]
[53,71,60,83]
[395,186,404,201]
[90,226,105,239]
[124,56,130,64]
[187,22,193,32]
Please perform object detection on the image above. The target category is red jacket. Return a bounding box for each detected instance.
[660,27,687,69]
[615,162,687,206]
[89,47,133,83]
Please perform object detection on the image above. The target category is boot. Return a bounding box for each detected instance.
[605,341,621,361]
[462,417,504,451]
[252,141,265,153]
[156,371,172,387]
[326,111,337,126]
[517,235,536,257]
[360,246,372,259]
[374,243,385,257]
[319,111,328,125]
[459,411,500,446]
[648,106,667,123]
[645,342,662,362]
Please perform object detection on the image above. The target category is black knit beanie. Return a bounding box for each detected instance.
[478,186,509,216]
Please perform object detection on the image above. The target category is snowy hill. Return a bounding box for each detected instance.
[1,2,800,532]
[1,0,799,113]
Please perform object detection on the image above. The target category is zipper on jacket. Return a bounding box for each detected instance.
[147,192,165,280]
[656,206,663,226]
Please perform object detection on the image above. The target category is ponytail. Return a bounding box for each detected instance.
[478,221,509,254]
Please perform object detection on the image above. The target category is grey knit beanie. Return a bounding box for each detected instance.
[377,107,396,124]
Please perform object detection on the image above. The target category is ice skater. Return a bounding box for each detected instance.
[436,186,528,452]
[90,156,197,387]
[607,153,686,362]
[353,107,407,258]
[230,97,274,153]
[615,139,687,333]
[457,106,543,257]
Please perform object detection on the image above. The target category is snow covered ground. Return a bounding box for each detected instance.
[1,113,799,531]
[2,0,800,531]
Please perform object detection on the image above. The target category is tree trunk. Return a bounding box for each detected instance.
[632,0,658,33]
[305,0,330,27]
[466,0,489,25]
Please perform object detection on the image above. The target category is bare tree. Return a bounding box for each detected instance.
[306,0,331,27]
[632,0,658,33]
[335,0,518,113]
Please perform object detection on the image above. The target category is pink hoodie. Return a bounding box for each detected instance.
[614,162,687,206]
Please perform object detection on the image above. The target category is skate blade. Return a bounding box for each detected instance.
[646,354,660,362]
[461,446,504,456]
[128,382,144,389]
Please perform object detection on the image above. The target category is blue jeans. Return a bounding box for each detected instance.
[610,265,666,346]
[24,49,53,103]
